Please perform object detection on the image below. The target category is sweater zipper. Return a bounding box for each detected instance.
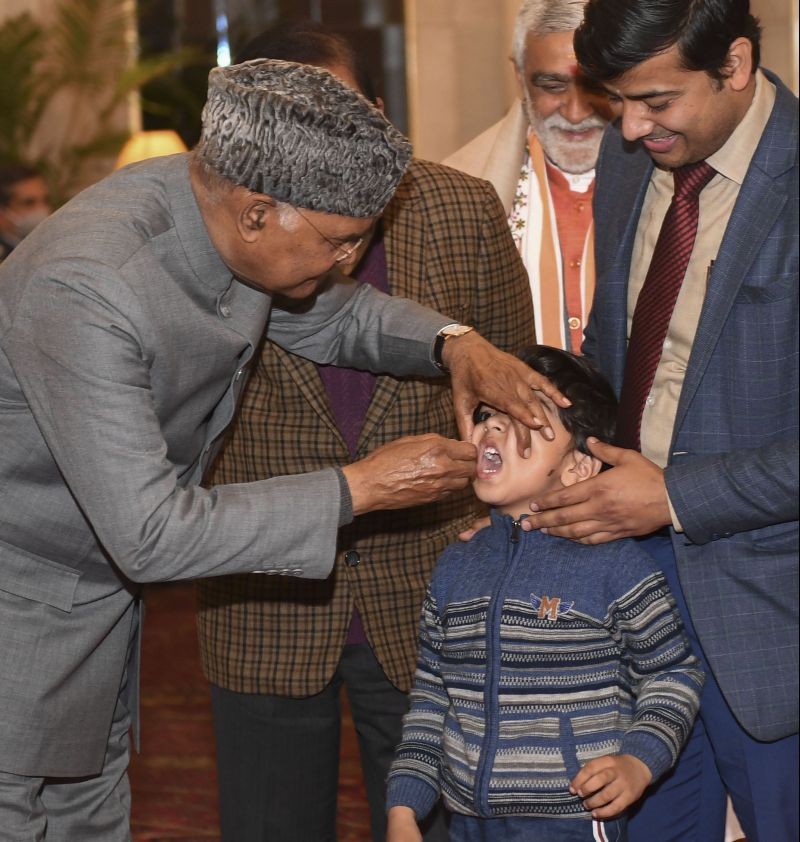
[474,517,524,814]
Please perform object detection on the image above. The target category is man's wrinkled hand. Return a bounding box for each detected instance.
[343,434,476,516]
[442,331,570,456]
[524,439,672,543]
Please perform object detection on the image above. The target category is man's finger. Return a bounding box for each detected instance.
[509,416,533,457]
[576,530,618,545]
[455,408,476,444]
[442,439,479,463]
[526,369,571,408]
[528,495,595,526]
[532,517,620,543]
[535,513,606,534]
[530,480,594,514]
[586,436,624,464]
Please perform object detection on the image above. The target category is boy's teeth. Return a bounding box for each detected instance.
[484,447,501,464]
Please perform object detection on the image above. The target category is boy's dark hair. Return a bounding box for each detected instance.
[235,22,378,104]
[574,0,761,85]
[0,163,42,207]
[518,345,617,457]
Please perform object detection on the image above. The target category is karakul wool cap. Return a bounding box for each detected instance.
[195,58,412,217]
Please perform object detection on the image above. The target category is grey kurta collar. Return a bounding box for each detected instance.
[164,153,233,294]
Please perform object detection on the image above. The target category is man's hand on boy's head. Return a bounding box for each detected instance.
[522,439,672,543]
[442,330,571,456]
[570,754,652,819]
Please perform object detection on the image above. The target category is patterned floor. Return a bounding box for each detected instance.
[130,582,370,841]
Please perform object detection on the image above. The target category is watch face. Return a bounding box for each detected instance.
[443,324,474,338]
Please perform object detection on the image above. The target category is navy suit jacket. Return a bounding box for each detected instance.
[584,71,798,742]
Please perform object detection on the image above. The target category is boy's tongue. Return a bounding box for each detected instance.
[478,445,503,475]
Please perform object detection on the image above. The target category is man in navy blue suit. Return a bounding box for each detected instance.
[526,1,798,840]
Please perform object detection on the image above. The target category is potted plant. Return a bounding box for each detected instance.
[0,0,200,205]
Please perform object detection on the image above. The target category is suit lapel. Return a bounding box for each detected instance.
[676,170,786,431]
[675,78,796,434]
[355,170,425,455]
[599,140,653,391]
[269,343,349,448]
[607,150,652,270]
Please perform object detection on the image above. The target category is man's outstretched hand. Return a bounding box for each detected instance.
[342,434,477,516]
[442,330,571,456]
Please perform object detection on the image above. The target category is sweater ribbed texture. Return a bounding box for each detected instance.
[387,513,703,820]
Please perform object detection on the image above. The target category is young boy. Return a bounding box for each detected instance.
[386,346,704,842]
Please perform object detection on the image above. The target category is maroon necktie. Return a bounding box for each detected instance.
[616,161,716,450]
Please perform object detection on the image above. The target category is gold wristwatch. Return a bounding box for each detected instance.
[433,323,475,372]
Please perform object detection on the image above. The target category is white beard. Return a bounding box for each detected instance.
[523,93,606,175]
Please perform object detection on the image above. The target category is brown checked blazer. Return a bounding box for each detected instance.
[196,159,535,695]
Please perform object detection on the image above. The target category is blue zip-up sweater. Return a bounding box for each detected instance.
[386,512,703,821]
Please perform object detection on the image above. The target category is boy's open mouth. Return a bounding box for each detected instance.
[477,442,503,478]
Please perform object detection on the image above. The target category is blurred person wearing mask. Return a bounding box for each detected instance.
[0,164,51,262]
[445,0,612,354]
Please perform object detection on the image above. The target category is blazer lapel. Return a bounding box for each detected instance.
[607,150,652,271]
[270,342,349,448]
[598,140,653,390]
[675,79,795,433]
[355,171,426,455]
[676,171,786,432]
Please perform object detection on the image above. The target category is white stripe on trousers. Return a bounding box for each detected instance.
[593,819,610,841]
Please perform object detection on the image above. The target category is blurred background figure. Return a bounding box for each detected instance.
[0,164,51,262]
[196,21,534,842]
[445,0,612,353]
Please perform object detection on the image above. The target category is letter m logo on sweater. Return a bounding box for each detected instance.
[531,593,574,621]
